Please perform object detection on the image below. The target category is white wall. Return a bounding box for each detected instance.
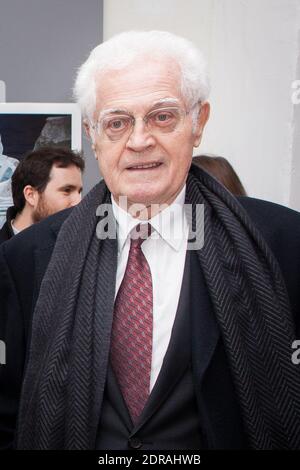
[290,10,300,210]
[103,0,300,210]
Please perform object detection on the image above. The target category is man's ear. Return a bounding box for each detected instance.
[83,118,92,139]
[193,102,210,148]
[23,185,39,208]
[83,118,97,156]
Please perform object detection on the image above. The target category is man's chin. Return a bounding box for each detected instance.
[32,215,43,223]
[121,190,161,207]
[115,190,170,219]
[33,210,50,223]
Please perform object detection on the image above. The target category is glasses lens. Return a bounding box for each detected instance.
[146,107,184,133]
[102,115,133,141]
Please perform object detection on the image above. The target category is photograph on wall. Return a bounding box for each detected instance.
[0,103,81,227]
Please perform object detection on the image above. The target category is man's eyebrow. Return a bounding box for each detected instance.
[151,98,181,108]
[98,108,131,119]
[58,184,82,192]
[98,98,181,120]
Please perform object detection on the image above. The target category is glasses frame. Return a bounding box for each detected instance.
[90,102,201,143]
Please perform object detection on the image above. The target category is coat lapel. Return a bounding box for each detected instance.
[190,250,247,448]
[190,250,220,382]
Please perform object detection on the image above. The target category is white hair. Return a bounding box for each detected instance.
[73,30,210,120]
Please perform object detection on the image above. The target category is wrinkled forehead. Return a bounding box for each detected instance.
[93,56,184,118]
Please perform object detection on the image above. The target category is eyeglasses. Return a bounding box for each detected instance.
[90,105,196,143]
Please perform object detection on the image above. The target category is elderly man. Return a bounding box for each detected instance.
[0,31,300,450]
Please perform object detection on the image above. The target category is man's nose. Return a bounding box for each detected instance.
[125,120,155,152]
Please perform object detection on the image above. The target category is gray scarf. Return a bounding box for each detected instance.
[16,165,300,449]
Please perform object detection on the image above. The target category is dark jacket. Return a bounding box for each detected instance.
[0,207,17,245]
[0,197,300,449]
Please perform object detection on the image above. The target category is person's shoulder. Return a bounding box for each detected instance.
[1,207,73,260]
[238,195,300,218]
[238,196,300,322]
[237,196,300,241]
[0,222,11,245]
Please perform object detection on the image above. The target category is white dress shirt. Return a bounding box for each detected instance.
[11,220,20,235]
[112,186,189,391]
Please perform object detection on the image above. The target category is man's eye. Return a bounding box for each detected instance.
[151,111,177,125]
[105,117,130,132]
[157,113,169,121]
[111,120,124,129]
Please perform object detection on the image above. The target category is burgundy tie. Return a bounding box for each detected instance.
[110,223,153,424]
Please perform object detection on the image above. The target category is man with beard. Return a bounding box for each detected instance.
[0,146,84,243]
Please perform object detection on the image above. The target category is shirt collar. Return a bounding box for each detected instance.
[112,185,187,254]
[11,220,20,235]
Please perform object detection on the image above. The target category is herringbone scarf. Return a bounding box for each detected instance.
[16,165,300,449]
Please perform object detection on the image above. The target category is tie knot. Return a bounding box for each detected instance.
[130,223,152,248]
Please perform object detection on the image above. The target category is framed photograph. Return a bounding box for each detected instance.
[0,102,82,227]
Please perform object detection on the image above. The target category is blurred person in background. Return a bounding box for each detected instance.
[192,154,247,196]
[0,134,19,229]
[0,146,84,244]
